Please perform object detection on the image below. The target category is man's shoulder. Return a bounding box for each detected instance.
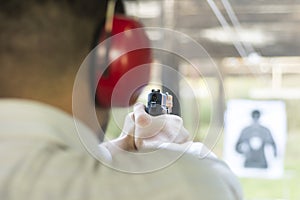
[0,98,88,150]
[106,149,243,199]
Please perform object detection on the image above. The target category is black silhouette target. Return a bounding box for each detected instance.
[223,100,286,179]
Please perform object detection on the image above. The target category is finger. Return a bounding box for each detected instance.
[120,112,135,137]
[119,112,137,150]
[133,102,151,127]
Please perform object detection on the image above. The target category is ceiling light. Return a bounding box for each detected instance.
[200,27,276,47]
[125,1,161,19]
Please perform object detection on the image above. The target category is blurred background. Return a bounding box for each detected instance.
[105,0,300,199]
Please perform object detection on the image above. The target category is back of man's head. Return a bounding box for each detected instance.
[0,0,106,112]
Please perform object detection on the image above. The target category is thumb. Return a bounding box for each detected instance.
[133,103,151,127]
[120,112,135,137]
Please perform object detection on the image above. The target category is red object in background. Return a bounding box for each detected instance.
[95,15,152,107]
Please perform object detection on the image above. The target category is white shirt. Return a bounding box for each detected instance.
[0,99,243,200]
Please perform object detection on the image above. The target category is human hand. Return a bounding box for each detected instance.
[100,103,218,162]
[111,102,190,152]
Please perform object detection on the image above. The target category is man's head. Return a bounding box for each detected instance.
[251,110,261,121]
[0,0,128,131]
[0,0,106,111]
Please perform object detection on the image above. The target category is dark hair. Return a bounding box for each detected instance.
[0,0,125,18]
[0,0,105,18]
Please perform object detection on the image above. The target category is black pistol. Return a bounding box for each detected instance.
[145,89,173,116]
